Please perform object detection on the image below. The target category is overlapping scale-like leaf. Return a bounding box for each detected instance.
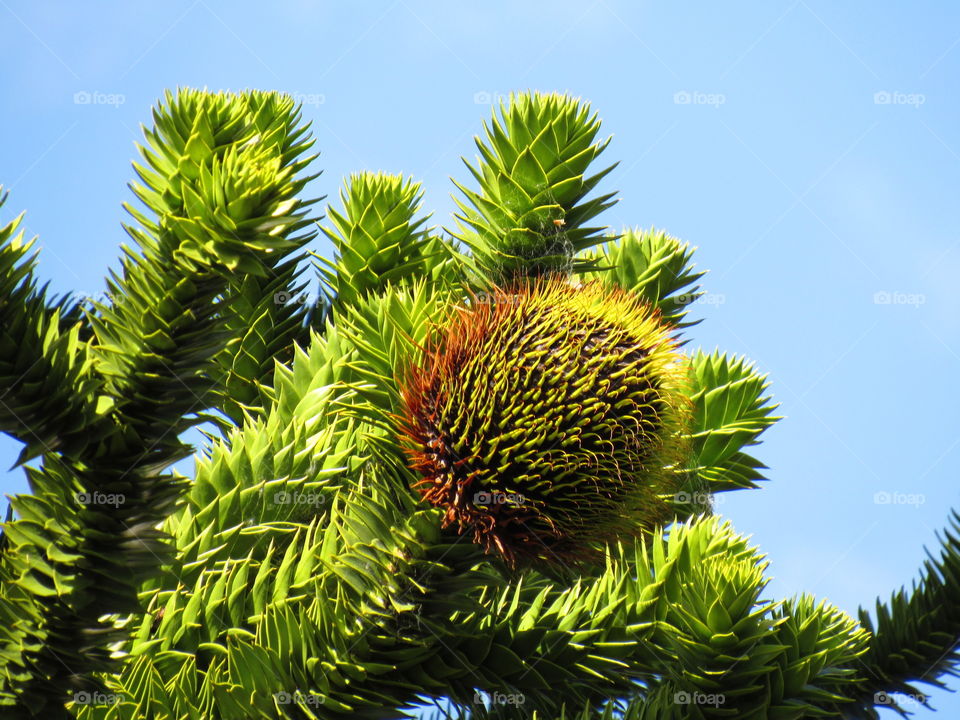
[452,92,617,281]
[580,228,705,328]
[0,196,104,464]
[113,89,322,428]
[320,172,444,310]
[674,350,781,518]
[762,595,869,718]
[848,509,960,718]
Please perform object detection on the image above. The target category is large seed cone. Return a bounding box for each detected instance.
[399,279,689,566]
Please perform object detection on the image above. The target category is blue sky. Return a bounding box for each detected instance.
[1,0,959,715]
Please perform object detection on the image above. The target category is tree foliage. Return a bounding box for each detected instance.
[0,89,956,719]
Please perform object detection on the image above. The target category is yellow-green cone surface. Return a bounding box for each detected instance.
[400,279,689,565]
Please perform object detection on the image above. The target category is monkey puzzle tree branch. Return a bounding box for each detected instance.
[0,89,319,717]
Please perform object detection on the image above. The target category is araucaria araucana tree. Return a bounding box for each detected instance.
[0,88,958,720]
